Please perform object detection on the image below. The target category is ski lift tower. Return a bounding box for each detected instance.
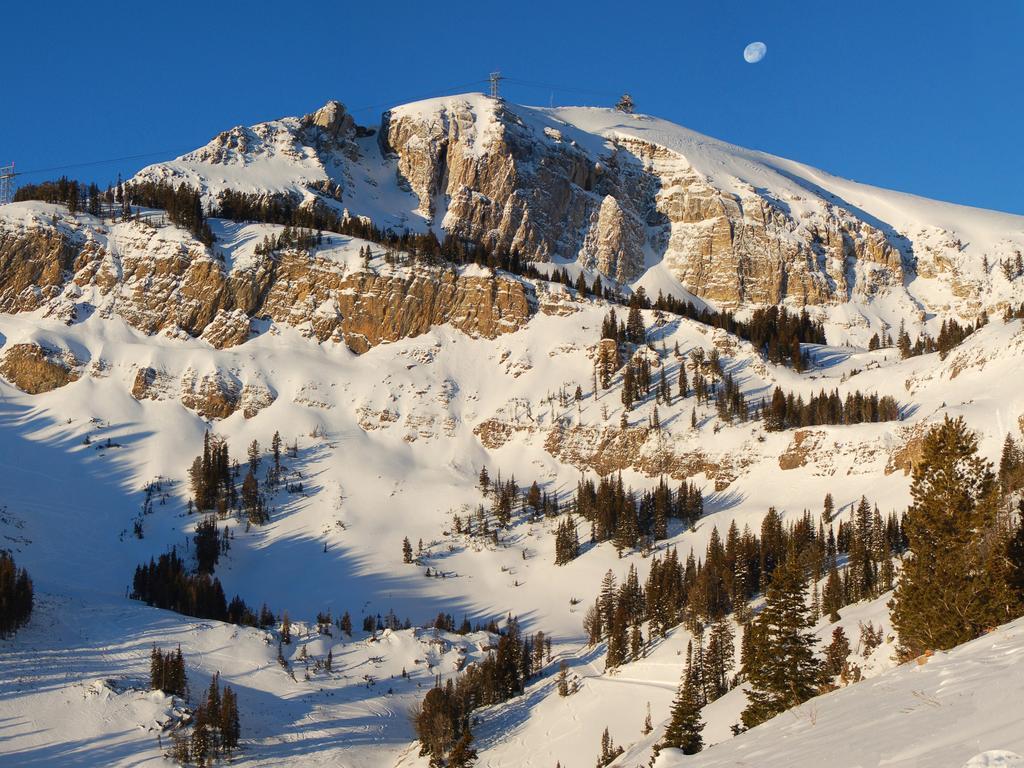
[489,71,503,100]
[0,163,15,206]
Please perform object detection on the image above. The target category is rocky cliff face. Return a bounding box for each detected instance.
[128,95,1023,319]
[378,98,907,304]
[0,207,533,356]
[0,205,535,409]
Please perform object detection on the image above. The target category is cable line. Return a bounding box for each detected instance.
[7,76,615,181]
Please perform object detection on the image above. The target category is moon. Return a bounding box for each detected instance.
[743,41,767,64]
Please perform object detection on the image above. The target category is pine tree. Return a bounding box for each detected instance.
[596,727,624,767]
[822,492,835,524]
[660,640,704,754]
[822,562,843,623]
[219,685,241,753]
[741,554,821,728]
[1004,497,1024,597]
[891,416,1017,659]
[824,626,851,679]
[270,430,282,486]
[557,660,571,696]
[448,727,477,767]
[703,618,735,701]
[678,357,689,398]
[626,301,645,344]
[403,537,414,564]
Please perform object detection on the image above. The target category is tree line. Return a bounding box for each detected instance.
[0,551,33,637]
[763,386,901,431]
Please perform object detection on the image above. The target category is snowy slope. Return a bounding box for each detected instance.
[2,94,1024,768]
[651,616,1024,768]
[2,272,1023,765]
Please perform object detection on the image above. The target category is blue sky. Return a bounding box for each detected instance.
[4,1,1022,213]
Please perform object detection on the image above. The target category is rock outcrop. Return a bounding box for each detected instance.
[0,226,79,313]
[179,368,241,420]
[379,99,907,303]
[0,342,82,394]
[0,212,535,358]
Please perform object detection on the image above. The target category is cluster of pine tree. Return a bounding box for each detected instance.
[594,727,625,766]
[584,566,647,669]
[825,496,907,617]
[890,316,986,360]
[452,467,560,548]
[588,496,906,676]
[119,180,214,245]
[17,176,218,242]
[415,617,546,767]
[132,549,230,621]
[13,177,104,216]
[252,226,323,256]
[762,386,901,431]
[0,551,33,637]
[554,516,581,565]
[600,296,648,345]
[998,252,1024,281]
[190,432,281,525]
[170,674,241,765]
[651,296,825,370]
[891,417,1024,659]
[189,433,236,515]
[193,515,230,574]
[150,645,187,697]
[574,475,704,553]
[1003,302,1024,321]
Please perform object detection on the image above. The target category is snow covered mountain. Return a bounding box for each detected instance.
[136,94,1024,333]
[1,93,1023,768]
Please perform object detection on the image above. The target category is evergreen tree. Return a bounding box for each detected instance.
[891,416,1017,658]
[219,685,241,753]
[448,727,477,768]
[822,562,843,623]
[824,626,851,679]
[557,660,571,696]
[822,492,835,524]
[660,640,704,754]
[741,555,821,728]
[271,430,282,485]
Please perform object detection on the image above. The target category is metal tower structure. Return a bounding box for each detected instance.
[0,163,15,206]
[489,71,503,100]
